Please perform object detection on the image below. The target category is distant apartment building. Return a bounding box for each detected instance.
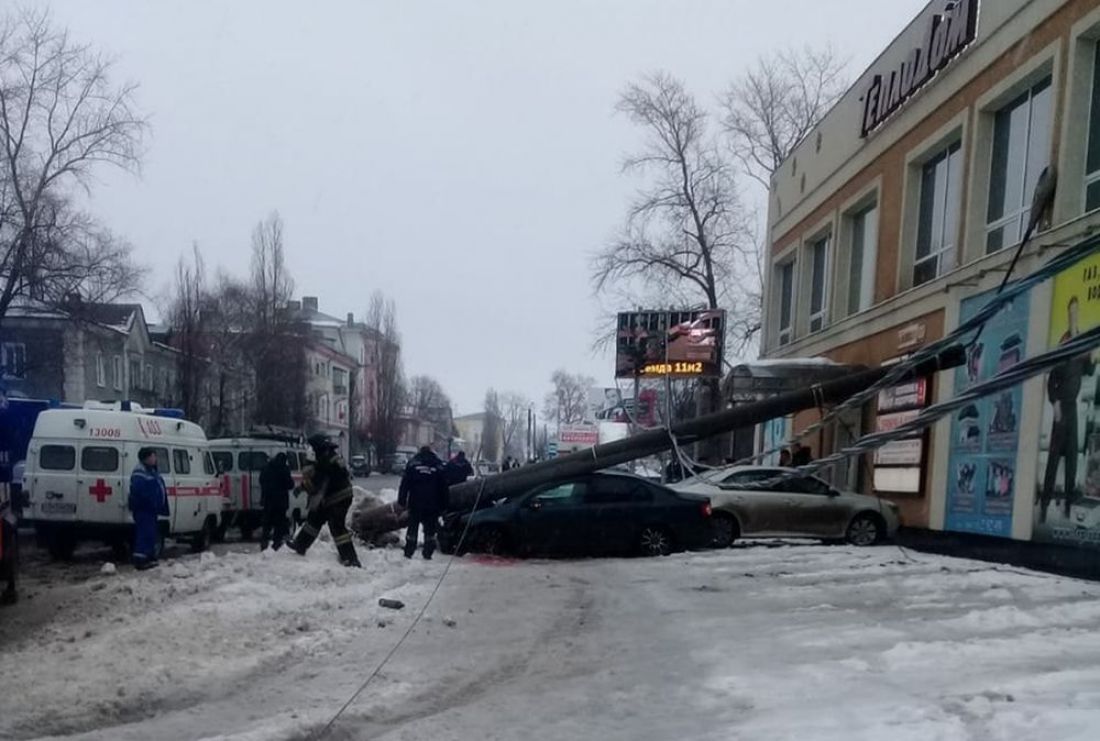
[759,0,1100,549]
[293,296,385,459]
[1,299,181,409]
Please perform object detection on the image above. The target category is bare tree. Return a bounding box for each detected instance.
[499,391,532,460]
[366,291,405,458]
[409,374,454,439]
[483,389,502,463]
[721,45,848,190]
[168,245,207,423]
[246,212,306,428]
[593,72,754,315]
[204,273,255,435]
[0,8,147,324]
[543,369,594,425]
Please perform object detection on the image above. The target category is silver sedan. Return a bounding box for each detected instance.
[673,465,901,547]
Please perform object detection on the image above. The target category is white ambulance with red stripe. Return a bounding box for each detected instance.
[22,402,222,559]
[207,432,311,541]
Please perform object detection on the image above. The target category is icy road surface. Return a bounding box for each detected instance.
[3,539,1100,740]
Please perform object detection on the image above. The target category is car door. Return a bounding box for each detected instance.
[585,476,653,554]
[716,468,788,535]
[513,480,592,555]
[778,475,850,537]
[171,447,202,534]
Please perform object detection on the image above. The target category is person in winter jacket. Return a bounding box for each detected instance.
[259,452,295,551]
[129,448,169,570]
[444,450,474,486]
[290,435,361,567]
[398,446,449,559]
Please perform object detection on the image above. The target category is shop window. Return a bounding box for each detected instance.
[986,77,1053,253]
[776,261,795,346]
[808,236,831,333]
[914,141,962,286]
[847,203,878,315]
[1086,41,1100,212]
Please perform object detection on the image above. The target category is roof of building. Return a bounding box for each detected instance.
[72,303,143,330]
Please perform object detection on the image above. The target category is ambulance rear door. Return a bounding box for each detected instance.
[210,449,239,512]
[27,442,79,523]
[236,447,269,512]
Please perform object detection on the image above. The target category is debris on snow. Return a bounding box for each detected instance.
[100,562,117,575]
[379,598,405,610]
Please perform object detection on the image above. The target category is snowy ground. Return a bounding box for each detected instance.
[3,501,1100,740]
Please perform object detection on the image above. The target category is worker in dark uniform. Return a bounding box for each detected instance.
[291,435,361,568]
[1042,296,1096,521]
[129,448,169,570]
[259,452,295,551]
[398,446,449,560]
[444,450,474,486]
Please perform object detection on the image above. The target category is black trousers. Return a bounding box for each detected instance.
[405,510,439,558]
[260,506,289,551]
[1042,412,1078,520]
[291,489,358,564]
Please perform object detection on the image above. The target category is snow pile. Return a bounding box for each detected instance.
[99,562,117,576]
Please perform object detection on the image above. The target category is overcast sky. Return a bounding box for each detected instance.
[38,0,926,414]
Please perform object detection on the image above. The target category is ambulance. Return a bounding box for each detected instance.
[22,402,222,559]
[207,431,311,541]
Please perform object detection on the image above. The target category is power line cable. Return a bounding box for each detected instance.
[310,474,489,740]
[739,227,1100,468]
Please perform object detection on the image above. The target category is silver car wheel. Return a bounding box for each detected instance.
[640,526,672,557]
[847,516,881,546]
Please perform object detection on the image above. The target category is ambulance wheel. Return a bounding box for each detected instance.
[212,517,229,544]
[190,518,215,553]
[47,531,76,561]
[109,536,131,562]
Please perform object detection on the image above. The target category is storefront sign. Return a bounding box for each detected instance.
[877,379,928,413]
[874,410,923,466]
[860,0,979,137]
[559,425,599,446]
[1034,255,1100,547]
[897,321,927,350]
[946,288,1028,537]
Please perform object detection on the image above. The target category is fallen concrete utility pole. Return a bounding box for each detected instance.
[351,345,965,536]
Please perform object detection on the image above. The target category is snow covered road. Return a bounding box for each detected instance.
[3,539,1100,740]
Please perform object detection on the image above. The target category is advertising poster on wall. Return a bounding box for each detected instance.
[761,416,790,466]
[1034,255,1100,547]
[944,288,1029,537]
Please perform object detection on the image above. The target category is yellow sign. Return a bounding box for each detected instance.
[1048,254,1100,347]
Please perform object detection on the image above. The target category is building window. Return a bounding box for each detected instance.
[808,236,830,333]
[144,363,153,391]
[95,353,106,387]
[1,342,27,380]
[777,261,795,346]
[847,204,878,315]
[1086,42,1100,212]
[130,359,140,390]
[113,356,123,391]
[986,77,1053,253]
[914,141,963,287]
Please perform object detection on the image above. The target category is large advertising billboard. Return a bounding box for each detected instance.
[1035,255,1100,547]
[615,309,725,379]
[945,288,1029,537]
